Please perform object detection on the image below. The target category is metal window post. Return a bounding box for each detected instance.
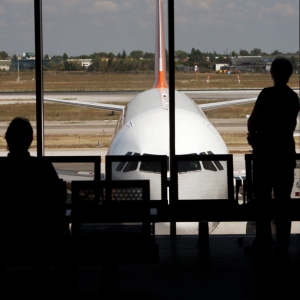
[168,0,176,238]
[34,0,44,156]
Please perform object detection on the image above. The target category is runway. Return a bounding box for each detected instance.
[0,120,118,135]
[0,118,247,135]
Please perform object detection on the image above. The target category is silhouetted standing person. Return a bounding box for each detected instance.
[247,57,300,254]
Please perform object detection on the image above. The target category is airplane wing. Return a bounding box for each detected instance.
[34,97,126,115]
[198,98,256,111]
[38,96,256,115]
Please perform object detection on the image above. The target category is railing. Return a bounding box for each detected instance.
[71,179,151,235]
[45,155,101,180]
[245,153,300,201]
[105,155,168,204]
[2,153,297,233]
[173,154,234,202]
[69,179,159,266]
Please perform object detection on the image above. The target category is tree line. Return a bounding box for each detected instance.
[2,48,299,72]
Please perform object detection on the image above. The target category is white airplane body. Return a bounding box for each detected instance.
[41,0,258,233]
[108,87,229,201]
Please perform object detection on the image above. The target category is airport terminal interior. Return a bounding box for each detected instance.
[1,1,299,299]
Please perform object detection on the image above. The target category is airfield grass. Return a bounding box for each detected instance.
[0,71,299,92]
[0,103,123,122]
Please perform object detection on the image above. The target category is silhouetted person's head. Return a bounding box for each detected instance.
[270,57,293,85]
[5,117,33,153]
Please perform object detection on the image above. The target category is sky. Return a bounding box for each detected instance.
[0,0,299,57]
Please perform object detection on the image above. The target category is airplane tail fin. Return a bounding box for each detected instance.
[153,0,168,89]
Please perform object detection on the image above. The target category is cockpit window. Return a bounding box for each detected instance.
[207,151,224,170]
[115,152,132,171]
[115,151,223,173]
[123,153,140,172]
[178,153,201,173]
[139,154,164,173]
[200,152,217,172]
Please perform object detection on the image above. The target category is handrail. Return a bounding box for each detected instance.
[173,154,234,202]
[44,155,101,180]
[105,155,168,204]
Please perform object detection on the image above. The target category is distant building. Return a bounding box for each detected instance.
[0,60,11,71]
[176,65,194,72]
[22,52,35,59]
[261,55,277,63]
[213,64,229,71]
[229,56,265,73]
[262,53,299,72]
[11,59,36,70]
[67,58,92,68]
[229,53,299,73]
[231,56,262,66]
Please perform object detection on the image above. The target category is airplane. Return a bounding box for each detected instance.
[40,0,258,234]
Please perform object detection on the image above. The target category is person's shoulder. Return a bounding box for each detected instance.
[0,156,10,169]
[28,156,52,166]
[288,87,299,98]
[258,86,273,96]
[31,156,57,171]
[262,86,278,93]
[30,156,59,179]
[284,86,300,104]
[262,86,273,91]
[30,156,52,163]
[256,87,272,103]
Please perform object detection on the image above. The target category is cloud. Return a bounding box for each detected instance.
[91,1,119,13]
[44,5,59,14]
[180,0,211,11]
[0,5,5,14]
[199,1,210,10]
[274,3,298,17]
[2,0,31,3]
[0,19,7,28]
[1,0,298,56]
[226,2,236,10]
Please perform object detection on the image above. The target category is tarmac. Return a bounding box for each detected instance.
[2,234,300,299]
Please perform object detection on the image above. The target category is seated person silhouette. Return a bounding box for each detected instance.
[0,117,59,181]
[247,58,300,255]
[0,117,65,291]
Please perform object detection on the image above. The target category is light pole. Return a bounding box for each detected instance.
[17,55,20,81]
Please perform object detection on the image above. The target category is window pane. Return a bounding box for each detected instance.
[140,154,162,173]
[207,151,224,170]
[0,2,36,154]
[200,152,217,172]
[123,153,140,172]
[115,152,132,171]
[178,153,201,173]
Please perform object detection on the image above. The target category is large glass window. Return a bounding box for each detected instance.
[3,1,298,236]
[0,1,36,155]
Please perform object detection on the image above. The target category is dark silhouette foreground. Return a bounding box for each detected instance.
[0,117,67,295]
[247,58,300,255]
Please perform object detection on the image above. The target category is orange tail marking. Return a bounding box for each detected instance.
[153,0,168,89]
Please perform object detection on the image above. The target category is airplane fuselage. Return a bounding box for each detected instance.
[109,88,228,155]
[107,88,229,201]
